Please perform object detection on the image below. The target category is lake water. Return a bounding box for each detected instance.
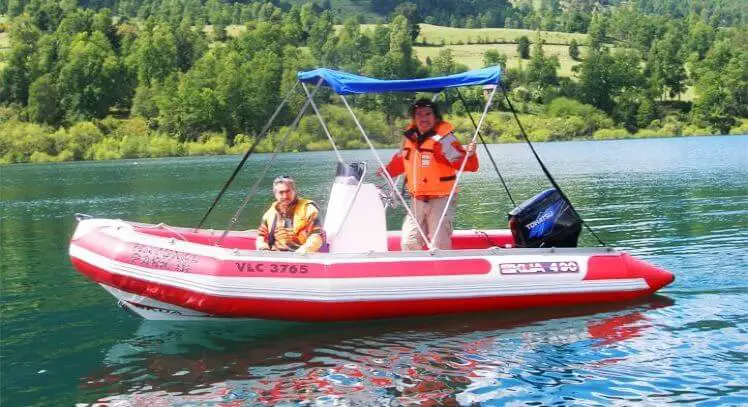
[1,136,747,406]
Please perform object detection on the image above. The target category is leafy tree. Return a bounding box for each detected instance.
[387,15,419,79]
[482,49,507,68]
[431,48,467,76]
[577,49,644,114]
[0,16,41,105]
[27,74,61,125]
[392,2,421,41]
[685,18,715,61]
[174,19,207,73]
[691,38,747,133]
[569,39,580,61]
[308,10,333,60]
[517,36,530,59]
[527,39,559,90]
[370,24,390,56]
[646,24,687,99]
[58,31,124,121]
[587,12,606,51]
[130,23,177,85]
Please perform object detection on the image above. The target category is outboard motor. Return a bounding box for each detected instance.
[508,188,582,248]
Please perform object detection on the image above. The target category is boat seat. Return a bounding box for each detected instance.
[323,164,388,253]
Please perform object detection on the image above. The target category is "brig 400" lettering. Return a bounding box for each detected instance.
[498,261,579,275]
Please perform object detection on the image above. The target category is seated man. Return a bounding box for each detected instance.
[255,176,324,254]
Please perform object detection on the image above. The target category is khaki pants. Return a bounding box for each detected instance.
[402,196,457,250]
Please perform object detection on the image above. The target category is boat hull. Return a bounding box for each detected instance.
[69,219,674,321]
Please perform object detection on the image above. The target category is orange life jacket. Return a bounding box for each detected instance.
[401,121,461,198]
[261,198,323,251]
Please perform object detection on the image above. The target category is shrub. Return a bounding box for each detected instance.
[68,122,104,160]
[185,133,227,156]
[593,128,630,140]
[728,119,748,135]
[90,138,122,160]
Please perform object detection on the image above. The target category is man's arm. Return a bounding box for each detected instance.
[295,203,324,254]
[381,150,405,177]
[438,133,479,172]
[255,212,271,250]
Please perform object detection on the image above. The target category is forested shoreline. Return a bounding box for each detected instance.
[0,0,746,164]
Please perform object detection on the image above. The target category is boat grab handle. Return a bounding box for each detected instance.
[74,213,93,222]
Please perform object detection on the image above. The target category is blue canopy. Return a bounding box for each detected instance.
[297,66,501,95]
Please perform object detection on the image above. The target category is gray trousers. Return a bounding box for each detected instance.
[401,196,457,250]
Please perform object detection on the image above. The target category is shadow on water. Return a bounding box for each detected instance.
[79,296,674,404]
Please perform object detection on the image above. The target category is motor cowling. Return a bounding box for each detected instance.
[508,188,582,248]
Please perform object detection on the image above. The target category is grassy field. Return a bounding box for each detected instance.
[0,30,9,71]
[416,24,586,45]
[415,43,585,77]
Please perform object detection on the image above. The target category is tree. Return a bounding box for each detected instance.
[174,19,207,73]
[0,16,41,105]
[58,32,124,121]
[569,39,580,61]
[483,49,507,68]
[527,39,560,91]
[387,15,419,79]
[308,10,333,60]
[691,38,747,133]
[646,24,687,99]
[392,2,421,41]
[27,74,62,125]
[517,36,530,59]
[130,24,178,85]
[370,24,390,56]
[577,49,644,114]
[431,48,467,76]
[587,12,606,51]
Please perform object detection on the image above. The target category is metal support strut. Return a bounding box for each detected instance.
[215,78,325,245]
[194,81,300,231]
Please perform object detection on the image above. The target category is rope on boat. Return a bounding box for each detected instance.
[194,82,300,231]
[499,82,607,247]
[216,78,325,246]
[454,87,516,208]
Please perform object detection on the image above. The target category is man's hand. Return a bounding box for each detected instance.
[376,167,387,178]
[257,224,269,237]
[256,241,270,251]
[466,141,477,156]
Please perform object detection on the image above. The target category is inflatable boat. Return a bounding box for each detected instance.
[68,67,674,321]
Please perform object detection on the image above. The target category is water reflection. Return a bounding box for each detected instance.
[80,297,673,405]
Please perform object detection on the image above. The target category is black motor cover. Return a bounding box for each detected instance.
[508,188,582,248]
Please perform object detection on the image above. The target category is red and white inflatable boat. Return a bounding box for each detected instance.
[69,217,673,321]
[68,68,674,321]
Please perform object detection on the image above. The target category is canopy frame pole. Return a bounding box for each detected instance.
[430,84,498,250]
[339,94,431,248]
[454,87,516,208]
[194,81,299,231]
[301,82,344,163]
[216,78,324,246]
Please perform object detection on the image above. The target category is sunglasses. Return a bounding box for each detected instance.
[274,175,295,183]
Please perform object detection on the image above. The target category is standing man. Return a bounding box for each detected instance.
[255,176,325,254]
[380,99,479,250]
